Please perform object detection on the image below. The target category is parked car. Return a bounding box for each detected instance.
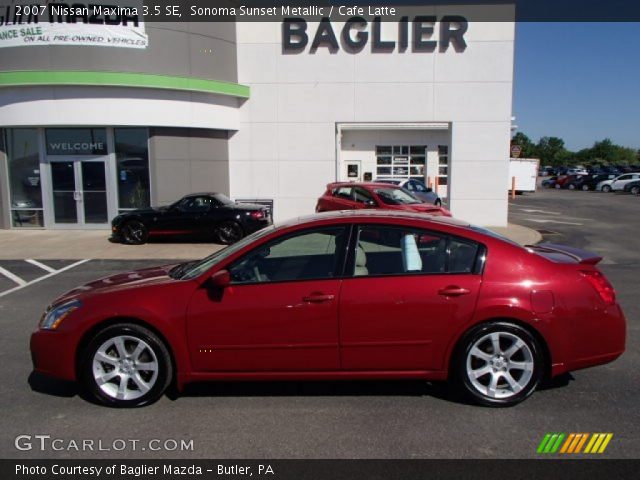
[110,193,272,245]
[316,182,451,216]
[554,175,577,189]
[541,176,558,188]
[564,175,588,190]
[623,180,640,196]
[573,174,617,191]
[596,173,640,192]
[375,178,442,205]
[30,211,626,408]
[567,167,589,176]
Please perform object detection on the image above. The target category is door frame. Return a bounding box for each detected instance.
[40,128,118,229]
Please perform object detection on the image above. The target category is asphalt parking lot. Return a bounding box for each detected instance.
[0,188,638,459]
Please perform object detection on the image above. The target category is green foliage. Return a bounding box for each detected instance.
[512,133,638,166]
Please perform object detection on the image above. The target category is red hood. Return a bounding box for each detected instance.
[54,264,179,304]
[387,204,452,216]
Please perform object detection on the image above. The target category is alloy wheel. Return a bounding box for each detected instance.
[217,222,243,244]
[465,331,534,400]
[92,335,159,401]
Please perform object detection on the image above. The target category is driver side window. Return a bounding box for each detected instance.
[228,227,347,284]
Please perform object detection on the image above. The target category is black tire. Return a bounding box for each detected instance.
[554,183,561,189]
[452,322,544,407]
[215,221,244,245]
[121,220,149,245]
[581,184,590,191]
[568,184,575,190]
[602,185,612,193]
[79,323,172,408]
[631,185,640,196]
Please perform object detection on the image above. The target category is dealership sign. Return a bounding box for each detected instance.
[0,1,147,48]
[283,16,468,53]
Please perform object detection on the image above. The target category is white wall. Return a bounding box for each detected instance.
[231,12,515,226]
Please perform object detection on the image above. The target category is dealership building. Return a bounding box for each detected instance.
[0,3,515,230]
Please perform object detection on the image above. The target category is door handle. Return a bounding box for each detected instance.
[303,293,335,303]
[438,286,471,297]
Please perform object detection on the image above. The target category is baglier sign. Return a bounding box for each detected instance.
[0,1,147,49]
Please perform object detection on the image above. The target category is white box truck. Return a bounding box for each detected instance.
[508,158,539,193]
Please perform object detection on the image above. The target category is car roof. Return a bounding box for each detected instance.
[328,181,404,189]
[282,210,471,228]
[183,192,221,198]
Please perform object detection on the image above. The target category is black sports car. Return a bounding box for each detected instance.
[110,193,272,245]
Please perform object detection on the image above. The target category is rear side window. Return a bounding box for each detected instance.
[350,225,482,277]
[332,186,353,200]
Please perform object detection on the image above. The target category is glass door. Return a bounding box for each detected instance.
[48,158,110,227]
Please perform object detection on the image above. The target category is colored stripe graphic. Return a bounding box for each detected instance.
[539,433,613,454]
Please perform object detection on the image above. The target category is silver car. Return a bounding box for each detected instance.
[375,179,442,206]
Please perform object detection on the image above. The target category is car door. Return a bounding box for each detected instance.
[154,196,211,236]
[352,187,378,209]
[328,186,357,210]
[339,224,483,371]
[186,226,349,372]
[612,174,631,190]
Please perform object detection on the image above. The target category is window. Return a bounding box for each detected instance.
[376,145,426,181]
[5,129,44,228]
[229,227,348,284]
[351,225,481,277]
[178,196,216,212]
[353,187,375,205]
[438,145,449,186]
[114,128,150,213]
[332,186,353,201]
[45,128,107,155]
[372,187,421,206]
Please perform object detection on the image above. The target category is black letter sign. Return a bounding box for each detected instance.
[283,18,308,52]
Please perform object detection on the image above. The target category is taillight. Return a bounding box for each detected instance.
[580,270,616,305]
[250,210,264,219]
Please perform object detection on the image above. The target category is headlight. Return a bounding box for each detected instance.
[39,299,82,330]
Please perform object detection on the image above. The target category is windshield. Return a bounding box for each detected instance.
[175,226,276,280]
[374,187,421,205]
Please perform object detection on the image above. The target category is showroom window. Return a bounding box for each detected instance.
[114,128,150,213]
[438,146,449,186]
[5,129,44,228]
[376,145,426,181]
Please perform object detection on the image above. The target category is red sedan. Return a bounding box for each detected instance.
[316,182,451,216]
[30,211,625,407]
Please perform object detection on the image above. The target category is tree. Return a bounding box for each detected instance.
[536,137,569,166]
[511,132,538,158]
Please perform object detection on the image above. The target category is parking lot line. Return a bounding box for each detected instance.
[25,259,57,274]
[0,259,90,298]
[0,265,27,287]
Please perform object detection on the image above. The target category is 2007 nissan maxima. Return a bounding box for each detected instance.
[30,211,626,407]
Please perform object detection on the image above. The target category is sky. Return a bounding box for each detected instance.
[513,22,640,151]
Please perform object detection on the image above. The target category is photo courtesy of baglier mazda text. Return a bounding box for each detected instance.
[0,1,638,479]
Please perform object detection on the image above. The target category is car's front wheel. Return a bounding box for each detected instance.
[121,220,149,245]
[568,184,576,190]
[216,221,243,244]
[80,323,172,407]
[582,184,590,191]
[602,185,612,193]
[453,322,544,407]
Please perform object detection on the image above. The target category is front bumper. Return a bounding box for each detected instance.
[30,329,78,382]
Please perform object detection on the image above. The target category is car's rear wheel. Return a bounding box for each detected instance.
[121,220,148,245]
[453,322,544,407]
[582,184,590,191]
[631,185,640,196]
[602,185,612,193]
[80,323,172,407]
[216,221,243,245]
[554,183,561,189]
[568,184,575,190]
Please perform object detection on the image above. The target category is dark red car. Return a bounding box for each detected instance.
[316,182,451,216]
[31,211,625,408]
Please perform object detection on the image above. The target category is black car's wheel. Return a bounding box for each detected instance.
[582,184,590,191]
[452,322,544,407]
[602,185,612,193]
[121,220,149,245]
[568,184,576,190]
[79,323,172,408]
[631,185,640,196]
[216,221,244,245]
[554,183,561,189]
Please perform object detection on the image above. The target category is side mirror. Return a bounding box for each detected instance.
[208,270,230,289]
